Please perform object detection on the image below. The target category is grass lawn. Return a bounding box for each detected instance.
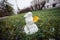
[0,7,60,40]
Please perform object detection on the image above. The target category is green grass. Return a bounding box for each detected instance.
[0,7,60,40]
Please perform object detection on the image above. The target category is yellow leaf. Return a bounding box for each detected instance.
[33,16,39,22]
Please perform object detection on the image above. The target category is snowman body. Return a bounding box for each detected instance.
[24,12,38,34]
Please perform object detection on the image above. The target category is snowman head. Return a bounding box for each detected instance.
[24,12,33,24]
[24,12,32,18]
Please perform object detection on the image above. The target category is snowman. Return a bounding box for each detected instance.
[24,12,38,35]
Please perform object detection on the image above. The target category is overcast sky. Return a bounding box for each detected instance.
[7,0,33,9]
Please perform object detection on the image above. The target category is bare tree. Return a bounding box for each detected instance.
[31,0,46,10]
[0,0,10,17]
[19,0,46,13]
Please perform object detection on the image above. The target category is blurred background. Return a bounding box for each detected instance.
[0,0,60,40]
